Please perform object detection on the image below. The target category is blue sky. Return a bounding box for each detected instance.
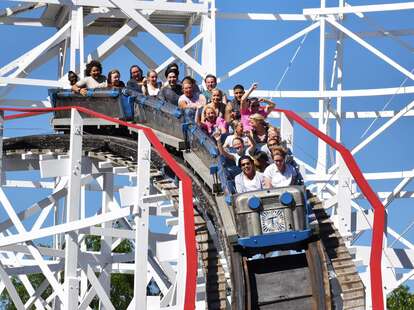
[1,0,414,291]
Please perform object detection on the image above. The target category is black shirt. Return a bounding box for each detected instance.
[126,79,143,93]
[158,84,183,106]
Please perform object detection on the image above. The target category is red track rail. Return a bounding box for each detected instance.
[1,106,385,309]
[275,108,384,310]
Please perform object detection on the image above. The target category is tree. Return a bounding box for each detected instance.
[387,285,414,310]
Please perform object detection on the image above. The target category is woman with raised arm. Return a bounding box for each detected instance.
[240,82,275,131]
[213,130,256,165]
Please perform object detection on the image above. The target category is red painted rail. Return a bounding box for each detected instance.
[276,108,384,310]
[0,106,197,309]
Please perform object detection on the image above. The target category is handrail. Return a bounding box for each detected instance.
[276,108,384,310]
[0,106,197,310]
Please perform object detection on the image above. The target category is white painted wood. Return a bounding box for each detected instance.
[133,130,151,310]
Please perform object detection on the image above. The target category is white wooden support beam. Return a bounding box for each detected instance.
[124,39,158,70]
[327,98,414,174]
[133,130,151,310]
[86,265,116,310]
[88,20,138,63]
[382,172,414,209]
[63,108,83,310]
[245,85,414,99]
[336,157,353,242]
[0,20,71,77]
[155,32,204,74]
[8,0,209,13]
[0,111,4,186]
[111,0,207,77]
[317,13,327,177]
[218,21,320,83]
[0,3,44,18]
[280,113,294,151]
[216,12,313,21]
[304,2,414,16]
[99,173,114,310]
[327,17,414,81]
[70,7,79,72]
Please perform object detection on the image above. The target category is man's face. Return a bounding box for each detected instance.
[205,77,216,91]
[240,159,253,175]
[167,72,177,86]
[233,88,244,101]
[273,154,285,171]
[131,67,141,80]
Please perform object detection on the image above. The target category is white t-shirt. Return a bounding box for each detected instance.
[263,163,297,188]
[223,135,249,148]
[235,171,265,193]
[76,76,107,89]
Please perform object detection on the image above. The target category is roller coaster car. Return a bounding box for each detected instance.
[233,186,313,253]
[49,88,222,190]
[49,88,135,120]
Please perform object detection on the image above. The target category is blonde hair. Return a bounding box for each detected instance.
[203,104,217,117]
[271,145,287,158]
[249,113,265,123]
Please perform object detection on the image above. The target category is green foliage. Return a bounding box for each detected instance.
[387,285,414,310]
[0,273,52,310]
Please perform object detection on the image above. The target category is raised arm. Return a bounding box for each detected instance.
[241,82,258,110]
[259,97,276,114]
[245,130,256,156]
[213,132,235,161]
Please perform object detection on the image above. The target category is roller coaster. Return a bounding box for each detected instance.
[1,1,414,310]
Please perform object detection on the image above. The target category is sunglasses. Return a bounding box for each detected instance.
[268,143,278,147]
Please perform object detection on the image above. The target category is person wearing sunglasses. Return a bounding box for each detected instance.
[263,146,297,188]
[235,155,265,193]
